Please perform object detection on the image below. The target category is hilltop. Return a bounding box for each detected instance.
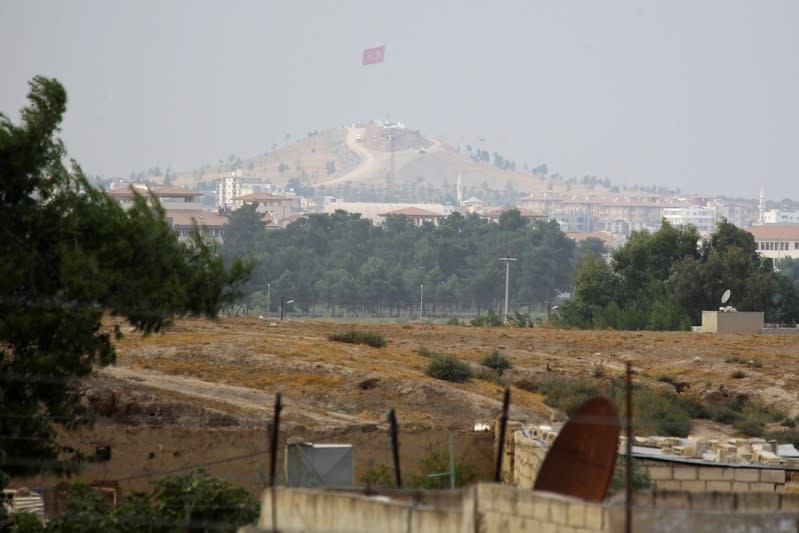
[170,123,606,199]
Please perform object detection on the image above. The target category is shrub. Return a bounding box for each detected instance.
[747,359,763,368]
[360,464,395,488]
[481,351,513,374]
[409,450,477,489]
[328,330,387,348]
[609,457,652,493]
[656,374,677,384]
[731,370,746,379]
[725,355,742,363]
[470,309,502,327]
[507,311,534,328]
[425,355,472,383]
[539,379,602,416]
[446,318,463,326]
[540,378,692,436]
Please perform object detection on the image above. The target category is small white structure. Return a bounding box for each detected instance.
[701,311,764,334]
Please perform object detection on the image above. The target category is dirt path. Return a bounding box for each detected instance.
[101,365,365,431]
[315,127,443,187]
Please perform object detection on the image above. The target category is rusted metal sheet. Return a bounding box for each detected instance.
[533,395,620,501]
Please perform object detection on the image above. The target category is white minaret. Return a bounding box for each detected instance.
[758,187,766,224]
[456,173,463,206]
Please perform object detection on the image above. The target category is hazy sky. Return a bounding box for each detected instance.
[2,1,797,200]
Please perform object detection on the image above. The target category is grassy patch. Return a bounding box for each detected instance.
[475,367,507,387]
[328,330,387,348]
[481,351,512,375]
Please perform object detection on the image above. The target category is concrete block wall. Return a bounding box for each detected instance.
[249,484,799,533]
[639,459,795,493]
[475,483,608,533]
[257,487,462,533]
[510,432,547,489]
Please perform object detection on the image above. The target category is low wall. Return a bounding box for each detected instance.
[506,427,799,495]
[701,311,764,333]
[639,458,798,493]
[255,483,609,533]
[249,483,799,532]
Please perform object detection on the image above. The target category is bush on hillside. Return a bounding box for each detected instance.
[481,351,513,375]
[328,330,387,348]
[425,355,472,383]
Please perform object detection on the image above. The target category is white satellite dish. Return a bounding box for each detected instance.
[721,289,731,304]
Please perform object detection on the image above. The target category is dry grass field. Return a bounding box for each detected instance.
[107,318,799,437]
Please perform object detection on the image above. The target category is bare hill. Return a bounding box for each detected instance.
[171,123,602,197]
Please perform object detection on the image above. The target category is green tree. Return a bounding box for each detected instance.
[0,77,251,483]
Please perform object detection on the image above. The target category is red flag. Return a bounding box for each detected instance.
[362,45,385,66]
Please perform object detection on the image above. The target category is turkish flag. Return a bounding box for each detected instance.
[362,45,385,65]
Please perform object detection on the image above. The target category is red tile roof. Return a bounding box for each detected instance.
[378,207,445,218]
[233,192,294,203]
[747,224,799,240]
[108,186,203,198]
[482,208,546,219]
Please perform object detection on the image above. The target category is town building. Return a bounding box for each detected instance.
[662,206,718,235]
[747,224,799,261]
[216,169,274,211]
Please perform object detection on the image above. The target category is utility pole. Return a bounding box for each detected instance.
[498,257,518,324]
[419,284,424,320]
[267,283,271,317]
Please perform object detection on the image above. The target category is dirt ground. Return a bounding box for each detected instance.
[103,318,799,435]
[12,318,799,498]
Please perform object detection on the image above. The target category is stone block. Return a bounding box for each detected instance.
[584,505,604,530]
[549,499,568,525]
[732,482,750,492]
[722,468,736,480]
[734,468,760,482]
[780,493,799,512]
[673,466,697,480]
[749,482,776,492]
[737,491,780,512]
[647,466,673,480]
[698,467,725,480]
[706,481,733,492]
[654,491,691,509]
[691,488,737,513]
[761,469,786,483]
[656,480,682,490]
[533,498,550,521]
[680,480,706,492]
[567,503,585,527]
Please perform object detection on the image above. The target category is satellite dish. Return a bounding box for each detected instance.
[721,289,731,305]
[533,396,620,502]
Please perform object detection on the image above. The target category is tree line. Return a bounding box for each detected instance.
[221,207,587,317]
[554,219,799,329]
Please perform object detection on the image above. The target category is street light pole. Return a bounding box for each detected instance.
[267,283,271,317]
[420,284,424,320]
[498,257,518,324]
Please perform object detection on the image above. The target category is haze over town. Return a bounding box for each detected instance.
[2,0,797,200]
